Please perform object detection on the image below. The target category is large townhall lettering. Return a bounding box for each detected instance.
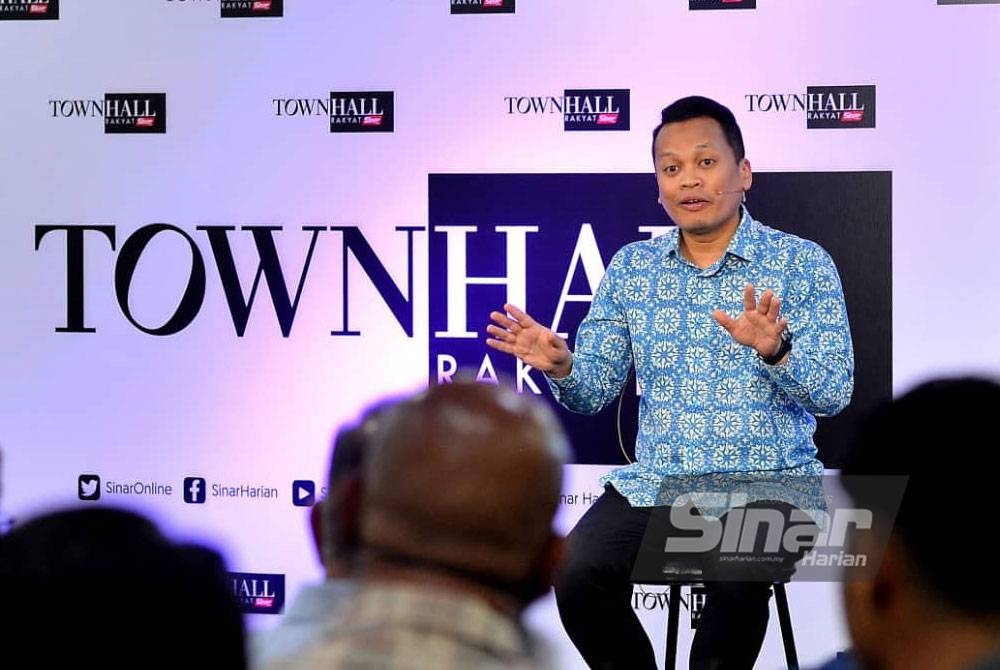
[34,224,421,337]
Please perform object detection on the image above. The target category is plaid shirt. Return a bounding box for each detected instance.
[266,582,552,670]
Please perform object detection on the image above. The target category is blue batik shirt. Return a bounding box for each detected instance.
[548,208,854,508]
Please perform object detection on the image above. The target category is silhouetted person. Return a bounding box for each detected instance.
[840,377,1000,670]
[253,400,395,668]
[269,381,569,669]
[0,506,246,669]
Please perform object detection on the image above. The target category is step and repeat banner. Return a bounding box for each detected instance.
[3,1,999,667]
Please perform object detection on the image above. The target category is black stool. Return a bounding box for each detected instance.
[626,488,812,669]
[656,580,798,670]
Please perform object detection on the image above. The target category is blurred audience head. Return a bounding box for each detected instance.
[0,506,246,668]
[841,376,1000,670]
[312,399,397,577]
[361,380,570,610]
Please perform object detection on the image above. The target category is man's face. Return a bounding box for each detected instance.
[653,116,752,238]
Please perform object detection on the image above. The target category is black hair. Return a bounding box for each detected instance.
[651,95,745,163]
[842,376,1000,615]
[0,507,246,667]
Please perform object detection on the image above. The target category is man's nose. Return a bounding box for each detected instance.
[680,169,702,188]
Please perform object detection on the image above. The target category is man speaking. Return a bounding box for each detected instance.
[487,96,854,669]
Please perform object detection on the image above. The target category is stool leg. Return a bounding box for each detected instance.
[772,583,799,670]
[665,585,681,670]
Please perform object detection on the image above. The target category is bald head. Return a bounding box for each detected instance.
[362,382,569,585]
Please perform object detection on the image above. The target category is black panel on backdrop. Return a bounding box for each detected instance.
[428,172,891,468]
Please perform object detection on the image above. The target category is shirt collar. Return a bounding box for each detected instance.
[663,206,759,263]
[727,206,758,262]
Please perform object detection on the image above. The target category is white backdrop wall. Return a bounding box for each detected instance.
[3,1,1000,668]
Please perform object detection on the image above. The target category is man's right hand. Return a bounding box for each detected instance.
[486,303,573,378]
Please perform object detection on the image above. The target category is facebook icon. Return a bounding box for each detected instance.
[183,477,207,504]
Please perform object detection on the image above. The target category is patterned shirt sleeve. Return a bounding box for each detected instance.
[764,241,854,417]
[547,246,634,414]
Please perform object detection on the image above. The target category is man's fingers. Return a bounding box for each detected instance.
[504,303,536,327]
[712,308,736,333]
[489,310,519,331]
[766,296,781,321]
[486,324,514,341]
[485,337,515,355]
[743,284,756,313]
[758,290,772,315]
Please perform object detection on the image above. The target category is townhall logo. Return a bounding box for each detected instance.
[164,0,283,20]
[48,93,167,134]
[329,91,394,132]
[631,586,708,628]
[689,0,755,9]
[34,223,421,337]
[451,0,515,14]
[230,572,285,614]
[0,0,58,20]
[744,85,876,129]
[504,89,630,131]
[272,91,395,133]
[222,0,283,18]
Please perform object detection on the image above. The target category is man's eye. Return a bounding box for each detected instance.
[664,165,679,174]
[701,158,716,167]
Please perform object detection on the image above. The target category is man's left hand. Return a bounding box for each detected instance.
[712,283,789,364]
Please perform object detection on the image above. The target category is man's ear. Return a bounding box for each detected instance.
[311,476,364,573]
[516,532,566,607]
[870,537,907,611]
[541,533,566,585]
[740,158,753,192]
[333,476,364,554]
[535,532,566,597]
[843,533,906,669]
[309,502,324,566]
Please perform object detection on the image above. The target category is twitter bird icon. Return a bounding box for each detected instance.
[78,474,101,501]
